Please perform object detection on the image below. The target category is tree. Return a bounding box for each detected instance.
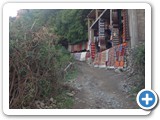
[9,9,91,44]
[54,9,91,44]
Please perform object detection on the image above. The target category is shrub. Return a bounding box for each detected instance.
[132,43,145,76]
[9,28,73,108]
[127,43,145,94]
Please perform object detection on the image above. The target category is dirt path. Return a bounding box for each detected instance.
[71,61,139,109]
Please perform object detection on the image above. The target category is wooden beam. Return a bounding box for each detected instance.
[90,9,108,29]
[88,18,91,41]
[110,9,113,29]
[96,9,98,19]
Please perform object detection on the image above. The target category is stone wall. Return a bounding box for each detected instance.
[136,9,145,42]
[128,9,145,48]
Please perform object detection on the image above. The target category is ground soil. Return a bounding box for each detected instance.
[71,61,139,109]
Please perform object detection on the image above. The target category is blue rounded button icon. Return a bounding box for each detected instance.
[137,89,158,110]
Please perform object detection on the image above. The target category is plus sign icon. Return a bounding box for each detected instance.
[137,89,158,110]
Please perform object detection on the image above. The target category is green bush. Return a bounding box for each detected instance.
[132,43,145,76]
[9,28,73,108]
[128,43,145,94]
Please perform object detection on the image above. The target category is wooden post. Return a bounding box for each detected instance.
[110,9,113,46]
[128,9,138,48]
[88,18,91,41]
[110,9,112,28]
[96,9,98,19]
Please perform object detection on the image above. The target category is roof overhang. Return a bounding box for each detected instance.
[90,9,110,29]
[87,9,95,19]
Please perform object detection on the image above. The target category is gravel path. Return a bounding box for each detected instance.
[71,61,139,109]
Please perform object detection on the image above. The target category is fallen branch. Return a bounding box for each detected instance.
[64,62,73,72]
[30,20,37,31]
[64,62,74,72]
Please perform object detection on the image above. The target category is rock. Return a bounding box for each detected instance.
[48,106,52,109]
[22,106,26,109]
[40,102,45,108]
[52,104,57,108]
[122,68,127,71]
[115,68,121,73]
[35,100,47,109]
[89,97,92,100]
[36,104,41,109]
[66,92,74,97]
[50,97,57,104]
[123,84,127,88]
[35,100,41,105]
[71,91,75,95]
[50,98,54,102]
[45,106,49,109]
[75,97,79,100]
[133,93,137,97]
[35,100,42,108]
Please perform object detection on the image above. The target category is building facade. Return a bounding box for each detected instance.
[87,9,145,68]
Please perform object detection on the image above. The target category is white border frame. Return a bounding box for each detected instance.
[3,3,151,115]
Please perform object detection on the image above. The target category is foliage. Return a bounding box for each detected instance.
[127,43,145,95]
[54,9,91,44]
[132,43,145,76]
[65,66,78,81]
[9,9,60,41]
[10,9,91,44]
[9,9,90,108]
[9,27,73,108]
[55,90,74,109]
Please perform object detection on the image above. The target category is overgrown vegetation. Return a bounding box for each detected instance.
[10,9,91,44]
[9,27,75,108]
[54,9,91,44]
[9,9,88,109]
[127,43,145,96]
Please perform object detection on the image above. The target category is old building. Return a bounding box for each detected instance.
[87,9,145,68]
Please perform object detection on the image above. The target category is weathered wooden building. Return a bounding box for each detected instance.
[87,9,145,68]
